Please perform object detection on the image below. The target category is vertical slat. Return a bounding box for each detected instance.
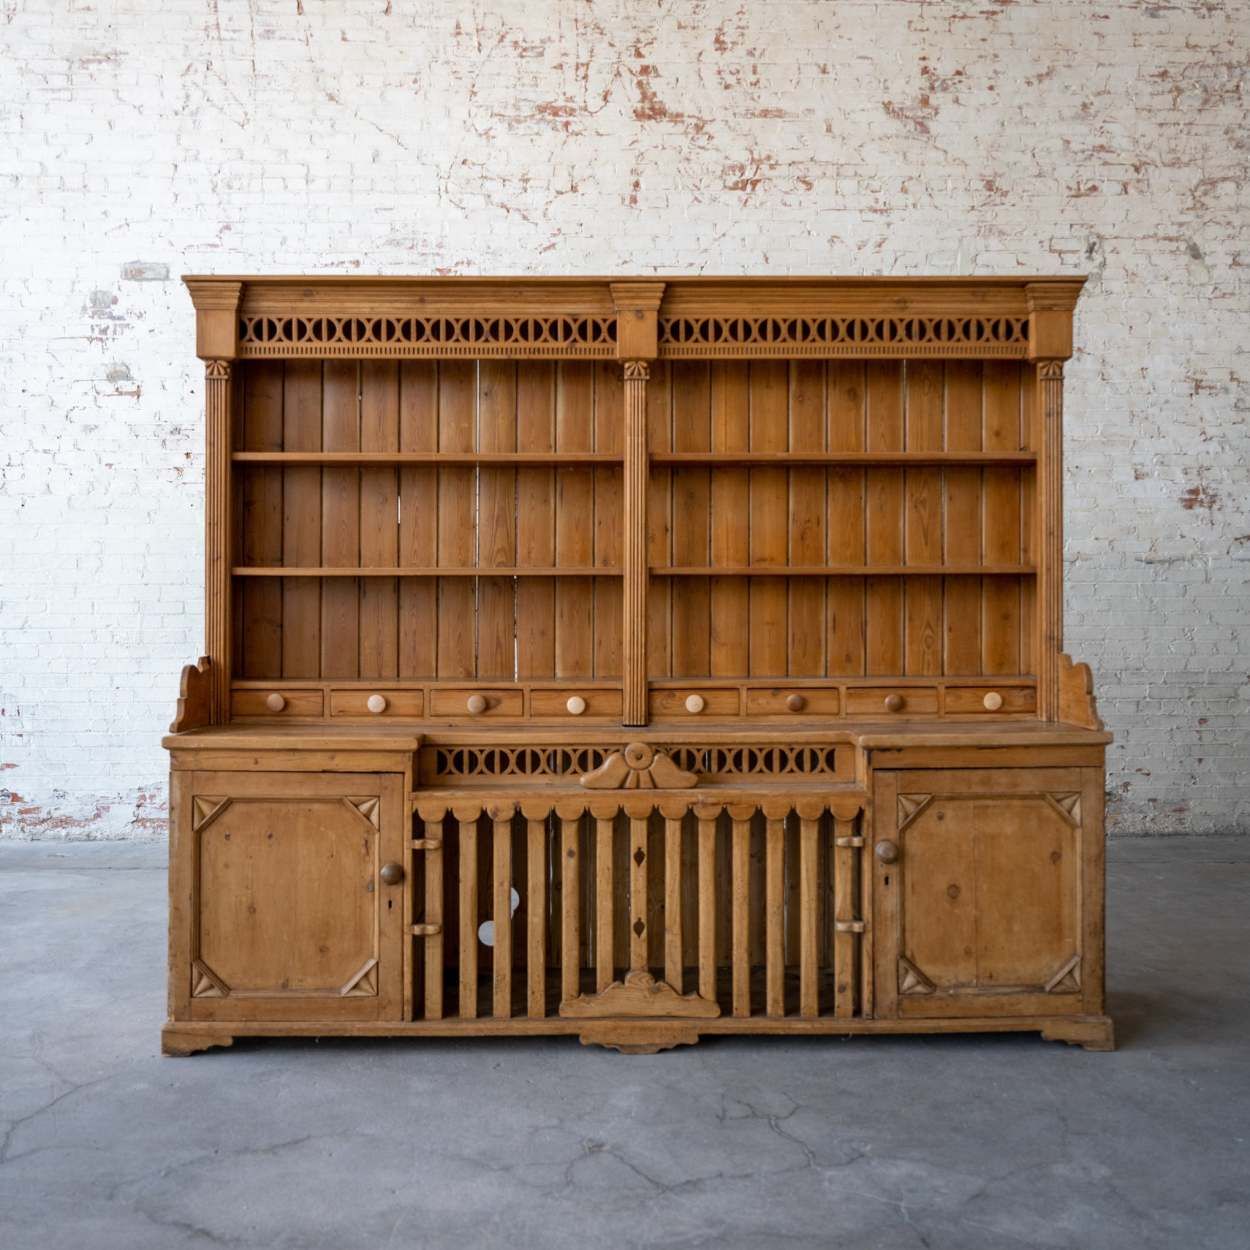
[621,362,648,721]
[555,365,594,678]
[515,363,556,677]
[522,804,548,1018]
[796,799,823,1018]
[983,361,1023,675]
[557,803,582,1004]
[491,806,513,1019]
[748,362,789,676]
[788,362,826,676]
[1037,360,1064,716]
[728,803,754,1018]
[416,805,446,1021]
[671,362,712,675]
[645,363,672,679]
[477,362,518,679]
[904,361,943,676]
[832,806,859,1019]
[695,804,720,1004]
[594,363,624,683]
[359,362,399,678]
[710,361,750,676]
[628,807,650,972]
[320,361,360,677]
[281,361,322,679]
[398,362,439,678]
[943,361,984,675]
[865,362,904,675]
[826,361,867,676]
[763,802,787,1017]
[436,362,476,677]
[594,808,615,990]
[660,800,686,991]
[454,804,480,1019]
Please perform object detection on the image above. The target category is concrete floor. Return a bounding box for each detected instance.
[0,840,1247,1250]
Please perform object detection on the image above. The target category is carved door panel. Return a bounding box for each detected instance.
[175,771,405,1022]
[873,768,1103,1020]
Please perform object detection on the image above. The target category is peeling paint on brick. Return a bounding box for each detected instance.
[0,0,1247,839]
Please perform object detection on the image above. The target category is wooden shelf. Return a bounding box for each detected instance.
[233,566,622,578]
[233,452,621,466]
[651,565,1036,577]
[650,452,1035,466]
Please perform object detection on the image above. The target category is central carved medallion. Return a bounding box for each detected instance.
[578,742,698,790]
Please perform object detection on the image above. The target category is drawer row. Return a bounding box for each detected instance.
[231,683,1037,721]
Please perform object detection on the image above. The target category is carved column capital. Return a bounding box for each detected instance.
[1038,360,1064,381]
[205,359,232,381]
[623,360,650,382]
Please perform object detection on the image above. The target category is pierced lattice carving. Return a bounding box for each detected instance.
[344,796,381,829]
[657,315,1028,358]
[191,959,229,998]
[191,796,230,832]
[340,958,379,997]
[896,794,933,831]
[1044,954,1081,995]
[422,742,842,784]
[238,314,617,358]
[898,957,935,996]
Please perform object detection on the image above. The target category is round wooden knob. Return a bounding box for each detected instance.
[875,840,900,865]
[785,693,806,712]
[379,861,404,886]
[366,694,388,715]
[982,691,1004,711]
[466,694,488,715]
[265,692,286,713]
[566,695,587,716]
[883,693,905,713]
[685,693,705,714]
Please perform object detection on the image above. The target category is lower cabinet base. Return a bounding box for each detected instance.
[162,1013,1115,1056]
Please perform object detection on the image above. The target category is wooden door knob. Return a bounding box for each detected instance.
[379,862,404,886]
[465,694,488,715]
[982,691,1004,711]
[566,695,587,716]
[265,692,286,713]
[366,694,388,715]
[874,840,900,864]
[785,693,806,712]
[684,693,705,714]
[883,693,905,713]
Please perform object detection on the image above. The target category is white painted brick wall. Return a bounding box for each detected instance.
[1,0,1246,838]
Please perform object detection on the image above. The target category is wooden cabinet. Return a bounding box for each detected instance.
[163,276,1113,1055]
[872,767,1104,1022]
[169,771,406,1024]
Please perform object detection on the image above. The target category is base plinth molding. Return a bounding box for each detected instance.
[161,1026,235,1057]
[1039,1015,1115,1052]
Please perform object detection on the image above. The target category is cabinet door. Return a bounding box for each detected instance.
[872,768,1102,1020]
[171,771,406,1023]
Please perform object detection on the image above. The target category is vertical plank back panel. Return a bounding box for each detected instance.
[515,363,556,677]
[645,363,672,678]
[983,362,1023,674]
[864,364,904,675]
[788,362,826,676]
[436,362,476,678]
[904,362,944,676]
[943,361,984,675]
[555,365,594,678]
[593,364,624,679]
[281,362,322,679]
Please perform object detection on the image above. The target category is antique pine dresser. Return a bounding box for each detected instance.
[162,276,1113,1055]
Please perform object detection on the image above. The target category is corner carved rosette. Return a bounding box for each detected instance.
[579,742,697,790]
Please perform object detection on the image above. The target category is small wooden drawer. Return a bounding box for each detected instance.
[944,686,1037,715]
[529,689,623,718]
[428,688,524,719]
[649,688,740,717]
[232,688,324,718]
[745,687,841,716]
[328,689,426,718]
[844,686,939,716]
